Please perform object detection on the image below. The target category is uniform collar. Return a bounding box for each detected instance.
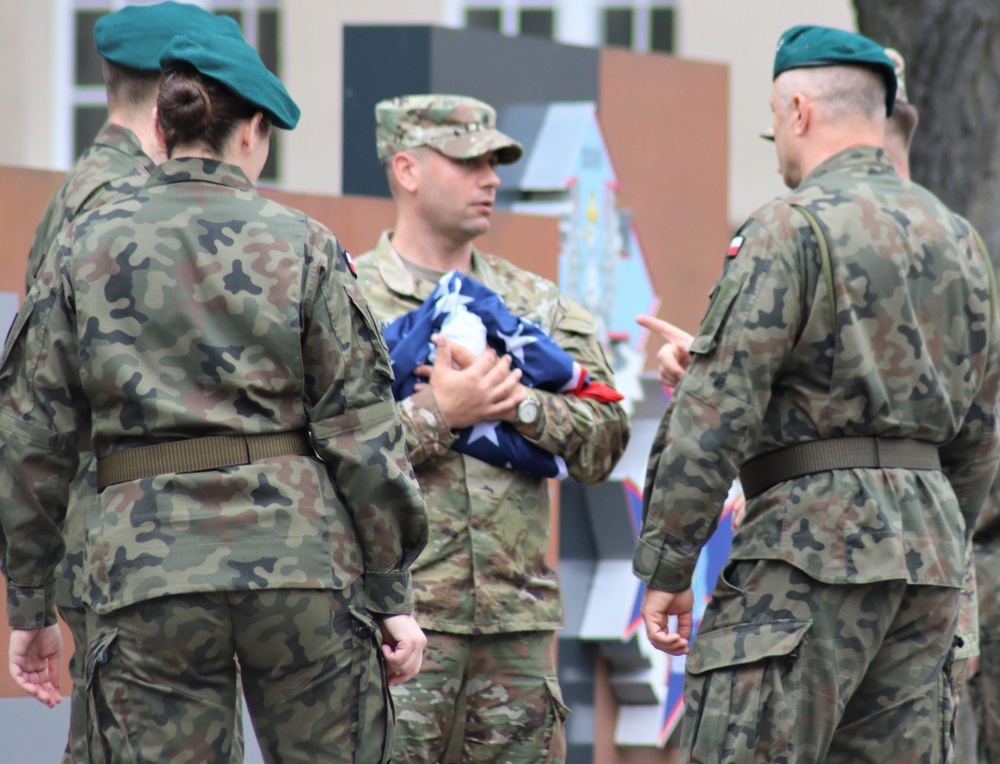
[801,145,895,186]
[93,122,157,174]
[373,230,494,299]
[146,157,255,192]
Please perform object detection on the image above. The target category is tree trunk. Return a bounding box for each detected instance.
[854,0,1000,262]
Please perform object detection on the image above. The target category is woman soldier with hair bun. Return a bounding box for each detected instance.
[0,32,427,764]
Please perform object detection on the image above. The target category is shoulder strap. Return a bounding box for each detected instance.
[790,203,837,332]
[970,227,997,330]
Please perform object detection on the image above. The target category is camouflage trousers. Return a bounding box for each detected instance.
[680,559,960,763]
[969,632,1000,761]
[390,630,569,763]
[85,586,392,764]
[59,603,88,764]
[970,543,1000,762]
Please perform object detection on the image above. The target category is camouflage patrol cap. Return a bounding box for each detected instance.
[774,25,897,116]
[375,94,523,164]
[94,1,244,72]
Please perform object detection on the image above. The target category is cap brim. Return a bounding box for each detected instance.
[432,130,524,165]
[759,128,775,142]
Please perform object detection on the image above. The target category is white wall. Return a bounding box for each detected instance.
[0,0,62,170]
[677,0,856,227]
[281,0,447,196]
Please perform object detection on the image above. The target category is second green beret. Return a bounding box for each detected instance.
[160,33,301,130]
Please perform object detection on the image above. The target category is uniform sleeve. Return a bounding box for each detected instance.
[520,295,630,484]
[396,387,458,466]
[302,234,428,616]
[0,242,85,628]
[938,243,1000,542]
[633,218,805,592]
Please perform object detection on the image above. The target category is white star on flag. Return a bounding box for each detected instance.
[433,276,476,318]
[467,419,502,447]
[496,323,539,364]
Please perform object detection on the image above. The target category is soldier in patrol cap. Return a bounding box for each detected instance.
[22,4,245,761]
[355,94,629,763]
[634,24,1000,761]
[1,30,428,763]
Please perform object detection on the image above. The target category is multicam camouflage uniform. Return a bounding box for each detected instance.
[25,120,156,764]
[355,235,629,763]
[971,471,1000,761]
[0,157,427,763]
[635,146,1000,762]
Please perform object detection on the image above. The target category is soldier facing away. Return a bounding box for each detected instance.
[634,25,1000,761]
[0,30,427,764]
[23,5,245,761]
[355,93,630,763]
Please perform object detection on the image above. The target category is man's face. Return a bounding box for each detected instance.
[770,79,802,189]
[413,148,501,241]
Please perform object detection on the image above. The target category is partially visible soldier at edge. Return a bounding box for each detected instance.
[27,1,244,285]
[23,4,244,762]
[355,94,630,763]
[634,25,1000,762]
[971,472,1000,760]
[1,30,427,763]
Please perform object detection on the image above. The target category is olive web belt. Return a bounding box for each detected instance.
[739,437,940,500]
[96,430,313,490]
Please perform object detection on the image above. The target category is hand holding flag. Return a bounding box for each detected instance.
[383,270,623,478]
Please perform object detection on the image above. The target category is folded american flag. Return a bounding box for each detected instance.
[382,270,622,479]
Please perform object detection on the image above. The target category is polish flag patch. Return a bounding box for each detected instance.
[726,236,744,258]
[344,250,358,278]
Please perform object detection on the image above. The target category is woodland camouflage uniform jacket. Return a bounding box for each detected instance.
[27,122,156,288]
[635,146,1000,595]
[0,158,427,628]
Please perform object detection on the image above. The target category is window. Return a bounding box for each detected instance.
[466,8,502,33]
[68,1,282,182]
[520,8,554,39]
[650,6,675,54]
[603,7,634,49]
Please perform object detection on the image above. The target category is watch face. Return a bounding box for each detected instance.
[518,397,540,425]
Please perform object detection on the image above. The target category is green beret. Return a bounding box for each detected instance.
[375,94,523,164]
[160,34,301,130]
[773,25,897,116]
[94,1,243,72]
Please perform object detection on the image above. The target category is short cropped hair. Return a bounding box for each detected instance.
[102,60,161,111]
[776,65,887,124]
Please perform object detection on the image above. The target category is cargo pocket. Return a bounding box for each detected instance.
[543,676,571,764]
[684,618,811,762]
[349,607,393,764]
[689,265,751,357]
[85,628,126,764]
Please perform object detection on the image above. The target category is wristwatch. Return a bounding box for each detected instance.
[515,393,541,426]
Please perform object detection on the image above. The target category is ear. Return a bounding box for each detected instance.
[239,112,266,156]
[153,108,169,153]
[392,151,421,194]
[790,92,811,136]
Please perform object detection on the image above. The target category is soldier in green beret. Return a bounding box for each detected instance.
[634,24,1000,760]
[2,31,428,764]
[23,4,244,761]
[355,94,630,763]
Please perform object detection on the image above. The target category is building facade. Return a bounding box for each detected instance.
[0,0,853,226]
